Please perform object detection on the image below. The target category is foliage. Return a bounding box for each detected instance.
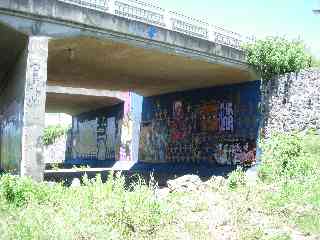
[42,124,70,146]
[311,56,320,67]
[227,167,247,189]
[2,131,320,239]
[244,37,312,80]
[0,173,170,240]
[0,174,52,207]
[259,133,307,180]
[258,131,320,234]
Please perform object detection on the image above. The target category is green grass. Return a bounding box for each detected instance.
[1,131,320,239]
[0,173,171,240]
[257,131,320,235]
[222,131,320,238]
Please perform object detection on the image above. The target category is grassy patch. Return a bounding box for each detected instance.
[0,173,171,240]
[295,214,320,234]
[1,131,320,239]
[258,131,320,235]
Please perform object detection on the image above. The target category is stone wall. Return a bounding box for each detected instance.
[261,68,320,137]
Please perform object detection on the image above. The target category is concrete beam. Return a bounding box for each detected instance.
[46,85,127,101]
[46,85,125,115]
[0,0,250,68]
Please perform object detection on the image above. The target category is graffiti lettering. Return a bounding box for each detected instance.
[139,82,260,166]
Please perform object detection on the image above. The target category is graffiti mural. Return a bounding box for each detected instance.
[119,92,133,161]
[0,101,22,172]
[139,81,261,166]
[69,103,123,162]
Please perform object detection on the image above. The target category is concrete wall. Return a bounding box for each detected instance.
[0,46,27,172]
[0,37,48,181]
[139,81,261,165]
[45,113,72,127]
[262,68,320,136]
[68,103,124,164]
[44,135,69,164]
[44,92,143,166]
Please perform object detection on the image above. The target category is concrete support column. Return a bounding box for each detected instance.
[20,37,48,181]
[119,92,143,162]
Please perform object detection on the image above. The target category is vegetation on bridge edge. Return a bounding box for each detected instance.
[243,37,314,80]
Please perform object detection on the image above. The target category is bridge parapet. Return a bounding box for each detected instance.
[58,0,255,49]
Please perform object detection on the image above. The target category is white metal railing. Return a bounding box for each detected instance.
[59,0,109,11]
[169,11,209,39]
[114,0,165,26]
[58,0,255,49]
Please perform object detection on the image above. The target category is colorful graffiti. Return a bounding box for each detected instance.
[139,81,261,166]
[0,101,22,172]
[67,92,139,163]
[69,104,124,162]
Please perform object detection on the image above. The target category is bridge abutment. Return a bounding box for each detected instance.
[0,36,48,181]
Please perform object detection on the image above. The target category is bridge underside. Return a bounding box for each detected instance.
[48,37,256,97]
[0,19,260,180]
[0,22,27,86]
[46,86,125,115]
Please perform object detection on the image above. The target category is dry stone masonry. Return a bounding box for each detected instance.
[262,68,320,136]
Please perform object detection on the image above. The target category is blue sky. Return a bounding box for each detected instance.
[156,0,320,57]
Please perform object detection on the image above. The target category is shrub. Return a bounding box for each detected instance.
[311,56,320,68]
[42,124,70,146]
[258,131,320,182]
[244,37,312,80]
[0,173,170,240]
[258,132,302,181]
[0,174,52,207]
[228,167,247,189]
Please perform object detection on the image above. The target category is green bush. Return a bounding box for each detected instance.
[311,56,320,68]
[228,167,247,189]
[42,124,70,146]
[258,132,305,181]
[244,37,312,80]
[0,174,52,207]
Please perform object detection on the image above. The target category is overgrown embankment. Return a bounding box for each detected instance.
[0,131,319,240]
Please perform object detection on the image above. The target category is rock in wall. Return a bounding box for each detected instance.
[261,68,320,137]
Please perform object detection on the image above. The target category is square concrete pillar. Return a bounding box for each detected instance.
[119,92,143,162]
[20,37,48,181]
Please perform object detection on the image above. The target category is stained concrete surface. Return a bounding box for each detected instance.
[48,37,257,96]
[46,86,125,115]
[0,22,27,86]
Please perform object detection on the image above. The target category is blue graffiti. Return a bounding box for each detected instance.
[147,26,158,39]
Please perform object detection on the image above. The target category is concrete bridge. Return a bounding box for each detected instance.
[0,0,259,181]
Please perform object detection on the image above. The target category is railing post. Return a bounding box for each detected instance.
[163,9,171,29]
[108,0,115,14]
